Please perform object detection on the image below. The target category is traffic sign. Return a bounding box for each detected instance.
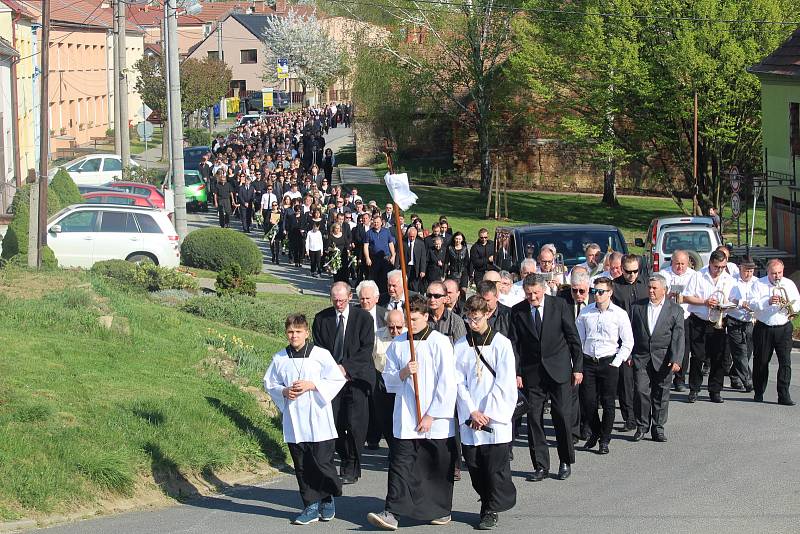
[136,121,154,142]
[731,192,741,217]
[729,166,741,193]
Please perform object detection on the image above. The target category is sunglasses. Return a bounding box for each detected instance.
[624,269,639,274]
[426,293,446,299]
[589,288,609,296]
[571,288,587,294]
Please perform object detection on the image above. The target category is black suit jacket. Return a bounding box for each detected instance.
[488,302,512,338]
[355,304,387,330]
[402,239,427,277]
[509,295,583,384]
[312,305,375,389]
[630,300,685,368]
[557,288,595,320]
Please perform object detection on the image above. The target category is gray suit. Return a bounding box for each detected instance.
[630,299,685,435]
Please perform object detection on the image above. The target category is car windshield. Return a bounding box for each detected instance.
[662,230,713,254]
[520,230,625,265]
[184,172,202,186]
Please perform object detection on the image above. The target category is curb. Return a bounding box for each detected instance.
[0,520,36,533]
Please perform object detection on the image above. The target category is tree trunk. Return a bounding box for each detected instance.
[478,121,492,199]
[602,163,620,207]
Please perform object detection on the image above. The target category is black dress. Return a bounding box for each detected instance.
[426,246,446,282]
[328,233,351,283]
[446,245,470,289]
[286,213,305,266]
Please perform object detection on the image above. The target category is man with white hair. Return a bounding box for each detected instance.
[573,243,603,277]
[512,259,538,295]
[368,309,406,450]
[382,270,412,310]
[499,270,525,307]
[659,250,696,392]
[357,280,387,333]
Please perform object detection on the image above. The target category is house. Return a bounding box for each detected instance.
[749,28,800,258]
[0,35,18,212]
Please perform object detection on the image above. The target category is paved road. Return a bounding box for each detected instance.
[35,362,800,533]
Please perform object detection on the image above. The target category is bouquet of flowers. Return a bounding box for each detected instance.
[324,247,342,273]
[281,236,289,253]
[253,210,264,230]
[265,224,279,243]
[348,254,359,271]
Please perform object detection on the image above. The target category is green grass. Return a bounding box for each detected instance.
[130,128,164,155]
[346,184,767,254]
[0,267,290,518]
[180,267,286,285]
[335,144,357,166]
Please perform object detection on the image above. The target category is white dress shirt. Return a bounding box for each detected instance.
[499,285,525,307]
[305,230,324,252]
[575,302,634,367]
[682,269,735,321]
[727,276,760,322]
[750,276,800,326]
[647,298,665,335]
[660,266,696,320]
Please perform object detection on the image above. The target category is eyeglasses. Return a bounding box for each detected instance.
[540,260,553,265]
[426,293,446,299]
[571,288,587,294]
[624,269,639,275]
[465,316,484,324]
[589,288,609,296]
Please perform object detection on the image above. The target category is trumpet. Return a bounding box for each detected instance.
[772,281,799,320]
[708,289,727,330]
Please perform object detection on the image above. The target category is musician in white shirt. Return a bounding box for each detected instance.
[660,250,696,391]
[725,258,758,393]
[748,259,798,405]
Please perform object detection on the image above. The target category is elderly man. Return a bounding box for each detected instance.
[357,280,387,333]
[593,251,623,282]
[368,310,406,451]
[499,270,525,307]
[538,247,565,296]
[574,243,603,277]
[383,270,414,311]
[312,282,376,484]
[629,275,684,442]
[403,227,428,293]
[513,259,538,294]
[660,250,696,392]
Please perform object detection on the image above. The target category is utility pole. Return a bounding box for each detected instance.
[166,0,187,239]
[116,0,130,163]
[30,0,50,268]
[160,12,170,163]
[217,20,225,120]
[112,0,121,155]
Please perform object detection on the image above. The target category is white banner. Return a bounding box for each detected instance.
[384,172,418,211]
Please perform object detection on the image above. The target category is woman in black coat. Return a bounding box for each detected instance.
[426,235,447,283]
[286,205,305,267]
[445,231,470,291]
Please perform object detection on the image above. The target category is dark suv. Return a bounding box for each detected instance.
[493,224,629,273]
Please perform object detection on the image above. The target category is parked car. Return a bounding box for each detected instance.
[103,181,165,209]
[245,90,291,112]
[77,185,119,195]
[638,216,721,272]
[46,204,180,268]
[82,191,155,208]
[161,170,208,212]
[48,154,139,186]
[494,224,629,273]
[183,146,210,171]
[237,113,261,127]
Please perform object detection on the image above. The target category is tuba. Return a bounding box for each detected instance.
[772,281,799,320]
[708,289,727,330]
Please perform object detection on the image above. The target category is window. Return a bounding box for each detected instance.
[791,103,800,157]
[184,173,202,186]
[662,230,713,254]
[135,214,162,234]
[103,157,122,171]
[207,50,219,61]
[90,196,135,206]
[79,158,102,172]
[240,49,257,64]
[520,231,625,264]
[100,211,138,233]
[133,186,152,197]
[58,211,97,232]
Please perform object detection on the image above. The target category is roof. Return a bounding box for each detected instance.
[232,13,272,40]
[501,224,624,233]
[749,27,800,78]
[128,1,317,27]
[0,36,19,58]
[0,0,39,19]
[21,0,145,33]
[144,42,162,56]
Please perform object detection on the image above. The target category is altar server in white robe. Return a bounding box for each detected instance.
[367,294,457,530]
[264,314,347,525]
[455,295,518,530]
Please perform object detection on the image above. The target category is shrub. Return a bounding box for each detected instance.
[181,228,262,274]
[50,168,83,207]
[216,263,256,297]
[2,183,71,262]
[91,259,138,279]
[133,263,199,292]
[180,295,284,336]
[185,128,211,147]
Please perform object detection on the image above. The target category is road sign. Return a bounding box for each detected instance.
[136,121,154,141]
[731,192,741,217]
[729,166,741,193]
[276,58,289,79]
[136,104,153,122]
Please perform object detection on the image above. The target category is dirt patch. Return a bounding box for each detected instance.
[0,270,77,299]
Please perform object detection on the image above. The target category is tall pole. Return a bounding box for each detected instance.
[161,10,170,163]
[693,90,699,216]
[112,0,121,156]
[166,0,187,239]
[117,0,130,164]
[32,0,51,268]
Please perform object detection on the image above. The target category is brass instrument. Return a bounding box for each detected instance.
[772,281,799,320]
[554,252,566,275]
[708,289,728,330]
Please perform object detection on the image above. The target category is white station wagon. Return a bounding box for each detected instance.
[47,204,180,268]
[48,154,139,186]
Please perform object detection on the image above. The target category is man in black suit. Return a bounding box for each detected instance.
[402,227,428,293]
[557,267,594,442]
[629,274,684,442]
[510,274,583,481]
[312,282,376,484]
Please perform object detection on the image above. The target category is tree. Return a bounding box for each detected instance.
[134,56,168,161]
[261,11,347,104]
[512,0,800,211]
[181,58,232,127]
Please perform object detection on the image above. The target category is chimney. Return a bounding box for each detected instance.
[275,0,286,14]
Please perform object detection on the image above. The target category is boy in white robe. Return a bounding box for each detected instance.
[455,295,518,530]
[264,314,347,525]
[367,295,457,530]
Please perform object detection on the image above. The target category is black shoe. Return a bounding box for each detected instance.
[339,475,358,485]
[673,382,687,392]
[754,393,764,402]
[477,512,498,530]
[622,421,636,432]
[744,382,754,393]
[730,379,744,391]
[557,462,571,480]
[687,390,699,403]
[778,398,796,406]
[709,392,724,403]
[527,467,548,482]
[584,434,599,450]
[598,442,609,455]
[632,429,645,442]
[652,431,667,443]
[572,436,579,445]
[366,442,380,450]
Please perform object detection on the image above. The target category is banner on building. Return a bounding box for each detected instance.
[276,58,289,79]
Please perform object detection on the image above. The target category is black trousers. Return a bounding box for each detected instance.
[331,382,369,479]
[239,204,252,231]
[369,254,392,296]
[217,201,231,228]
[617,361,635,424]
[367,372,395,449]
[309,250,322,274]
[288,440,342,507]
[462,444,516,514]
[580,356,619,443]
[571,383,583,441]
[385,438,456,521]
[728,318,754,387]
[522,370,575,471]
[633,358,673,434]
[688,315,729,394]
[753,321,793,401]
[673,317,692,386]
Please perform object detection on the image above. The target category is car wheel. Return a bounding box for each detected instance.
[126,253,157,265]
[201,202,209,212]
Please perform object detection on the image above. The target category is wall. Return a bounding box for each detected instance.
[189,17,264,93]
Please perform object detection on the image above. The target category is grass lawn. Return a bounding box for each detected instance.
[180,266,286,285]
[346,184,767,254]
[130,128,164,155]
[0,267,290,520]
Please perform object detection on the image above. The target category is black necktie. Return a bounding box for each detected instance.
[533,306,542,337]
[333,313,345,362]
[575,302,583,319]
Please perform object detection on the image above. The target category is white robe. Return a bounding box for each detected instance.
[454,333,517,446]
[264,345,346,444]
[383,329,456,440]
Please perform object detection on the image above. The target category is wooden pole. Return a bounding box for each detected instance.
[36,0,51,267]
[382,142,422,425]
[503,163,509,219]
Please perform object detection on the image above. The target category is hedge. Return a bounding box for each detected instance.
[180,227,263,274]
[91,259,198,292]
[50,168,83,206]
